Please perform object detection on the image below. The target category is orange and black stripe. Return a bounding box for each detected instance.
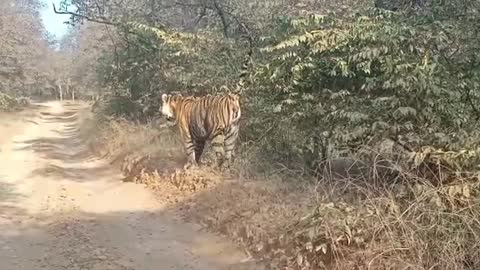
[162,93,241,169]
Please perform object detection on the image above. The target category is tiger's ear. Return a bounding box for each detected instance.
[161,93,168,102]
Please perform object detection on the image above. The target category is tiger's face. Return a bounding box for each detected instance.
[161,94,175,121]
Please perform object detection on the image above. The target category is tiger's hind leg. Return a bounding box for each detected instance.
[183,138,197,170]
[211,130,226,169]
[222,125,239,170]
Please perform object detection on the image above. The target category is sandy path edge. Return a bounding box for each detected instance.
[0,101,257,270]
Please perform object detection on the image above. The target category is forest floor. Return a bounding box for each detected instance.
[0,101,263,270]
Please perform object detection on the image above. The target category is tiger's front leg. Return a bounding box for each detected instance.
[183,138,197,170]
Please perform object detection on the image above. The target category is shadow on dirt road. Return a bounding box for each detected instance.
[0,101,262,270]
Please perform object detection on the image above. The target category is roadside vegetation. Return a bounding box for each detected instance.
[5,0,480,268]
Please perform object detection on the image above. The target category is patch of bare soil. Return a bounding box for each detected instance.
[0,101,262,270]
[130,166,314,269]
[0,107,41,145]
[98,112,480,270]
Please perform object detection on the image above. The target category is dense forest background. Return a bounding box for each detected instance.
[5,0,480,174]
[59,0,480,177]
[3,0,480,268]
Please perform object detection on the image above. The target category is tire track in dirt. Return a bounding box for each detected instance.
[0,101,258,270]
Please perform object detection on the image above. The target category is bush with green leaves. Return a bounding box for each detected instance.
[241,7,480,173]
[96,22,251,103]
[78,1,480,176]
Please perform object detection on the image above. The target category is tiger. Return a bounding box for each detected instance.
[161,93,241,169]
[161,32,253,170]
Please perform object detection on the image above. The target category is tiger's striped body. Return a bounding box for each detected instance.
[161,93,241,169]
[160,33,252,169]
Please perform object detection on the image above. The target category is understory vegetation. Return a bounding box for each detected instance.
[6,0,480,268]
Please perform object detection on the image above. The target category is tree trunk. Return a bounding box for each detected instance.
[66,81,69,100]
[58,84,63,101]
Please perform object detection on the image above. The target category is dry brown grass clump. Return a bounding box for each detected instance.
[83,113,480,270]
[79,114,185,174]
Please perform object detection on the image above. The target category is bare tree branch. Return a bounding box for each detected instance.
[212,0,229,38]
[52,3,117,26]
[172,0,254,41]
[189,6,206,30]
[465,88,480,120]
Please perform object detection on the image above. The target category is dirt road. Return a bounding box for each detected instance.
[0,101,253,270]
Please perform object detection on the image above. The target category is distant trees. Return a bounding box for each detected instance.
[0,0,59,99]
[57,23,117,100]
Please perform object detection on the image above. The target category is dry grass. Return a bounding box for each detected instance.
[81,112,480,270]
[79,114,186,179]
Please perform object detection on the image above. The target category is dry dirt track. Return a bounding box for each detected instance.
[0,101,255,270]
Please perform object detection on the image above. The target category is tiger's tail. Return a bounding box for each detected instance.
[234,26,253,95]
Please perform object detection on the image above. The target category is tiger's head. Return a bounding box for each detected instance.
[161,93,180,122]
[161,94,174,121]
